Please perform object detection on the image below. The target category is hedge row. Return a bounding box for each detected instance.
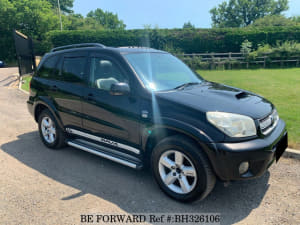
[2,26,300,61]
[44,26,300,54]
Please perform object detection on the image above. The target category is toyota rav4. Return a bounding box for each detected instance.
[27,43,288,202]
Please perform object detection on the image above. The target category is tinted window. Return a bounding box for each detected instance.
[89,57,128,91]
[38,55,59,78]
[61,57,87,83]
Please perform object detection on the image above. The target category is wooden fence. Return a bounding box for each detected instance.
[176,52,300,69]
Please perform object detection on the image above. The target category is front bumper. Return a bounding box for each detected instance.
[205,119,288,181]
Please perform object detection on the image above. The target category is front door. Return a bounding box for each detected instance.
[81,54,141,152]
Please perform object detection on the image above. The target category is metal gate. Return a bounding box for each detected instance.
[13,30,36,76]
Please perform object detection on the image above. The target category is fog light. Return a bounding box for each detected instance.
[239,161,249,174]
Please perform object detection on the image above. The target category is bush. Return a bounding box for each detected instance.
[180,56,203,70]
[45,26,300,55]
[3,26,300,62]
[250,41,300,59]
[240,40,253,57]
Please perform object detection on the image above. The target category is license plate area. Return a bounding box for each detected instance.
[276,133,288,162]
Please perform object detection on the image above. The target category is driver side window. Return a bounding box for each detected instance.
[89,57,128,91]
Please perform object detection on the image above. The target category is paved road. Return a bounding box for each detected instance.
[0,68,299,225]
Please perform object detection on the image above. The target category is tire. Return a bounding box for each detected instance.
[151,135,216,202]
[38,109,66,149]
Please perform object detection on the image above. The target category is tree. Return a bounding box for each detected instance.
[291,16,300,23]
[240,40,252,56]
[251,15,298,27]
[12,0,60,39]
[183,21,195,29]
[1,0,61,60]
[0,0,16,31]
[86,8,126,30]
[210,0,289,28]
[46,0,74,13]
[62,13,85,30]
[83,17,104,30]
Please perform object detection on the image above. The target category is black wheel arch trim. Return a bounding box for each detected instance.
[142,117,217,154]
[33,97,64,130]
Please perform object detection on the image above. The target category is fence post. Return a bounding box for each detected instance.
[210,53,214,70]
[229,52,232,70]
[297,58,299,67]
[246,55,249,69]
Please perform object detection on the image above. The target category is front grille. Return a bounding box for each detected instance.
[259,109,279,135]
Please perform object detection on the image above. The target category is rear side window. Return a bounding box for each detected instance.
[38,55,59,78]
[61,57,87,83]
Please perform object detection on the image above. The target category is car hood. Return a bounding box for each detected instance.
[157,81,273,119]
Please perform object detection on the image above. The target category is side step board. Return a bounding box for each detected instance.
[67,139,143,169]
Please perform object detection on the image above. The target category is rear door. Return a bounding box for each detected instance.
[52,51,88,128]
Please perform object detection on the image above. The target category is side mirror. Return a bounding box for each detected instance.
[110,82,130,96]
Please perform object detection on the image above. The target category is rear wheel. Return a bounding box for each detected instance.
[38,109,66,149]
[151,135,216,202]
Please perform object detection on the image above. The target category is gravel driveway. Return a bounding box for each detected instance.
[0,68,299,225]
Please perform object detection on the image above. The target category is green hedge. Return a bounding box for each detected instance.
[44,26,300,54]
[2,26,300,62]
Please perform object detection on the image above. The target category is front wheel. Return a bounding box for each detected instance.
[151,135,216,202]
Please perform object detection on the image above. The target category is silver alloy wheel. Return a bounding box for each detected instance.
[158,150,197,194]
[41,116,56,144]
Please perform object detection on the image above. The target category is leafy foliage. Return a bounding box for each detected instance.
[0,0,129,61]
[183,22,195,29]
[240,40,253,56]
[46,0,74,13]
[0,0,60,61]
[13,0,59,39]
[251,15,299,27]
[291,16,300,23]
[86,8,126,30]
[61,14,85,30]
[44,26,300,54]
[210,0,289,28]
[250,41,300,59]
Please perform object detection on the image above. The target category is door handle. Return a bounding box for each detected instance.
[85,93,94,101]
[50,85,58,91]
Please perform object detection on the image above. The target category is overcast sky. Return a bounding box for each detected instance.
[73,0,300,29]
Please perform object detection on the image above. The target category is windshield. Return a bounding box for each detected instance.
[124,53,202,91]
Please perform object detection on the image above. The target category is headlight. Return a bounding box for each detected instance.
[206,112,256,137]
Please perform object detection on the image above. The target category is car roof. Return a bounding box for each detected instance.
[39,45,168,70]
[47,43,167,56]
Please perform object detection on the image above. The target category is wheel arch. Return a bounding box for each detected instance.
[142,118,217,167]
[33,98,64,129]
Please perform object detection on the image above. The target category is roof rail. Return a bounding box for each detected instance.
[50,43,105,52]
[118,46,154,49]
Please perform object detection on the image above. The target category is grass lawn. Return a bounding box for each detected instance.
[21,75,32,92]
[198,68,300,149]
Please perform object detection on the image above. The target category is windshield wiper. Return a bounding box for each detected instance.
[174,82,200,90]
